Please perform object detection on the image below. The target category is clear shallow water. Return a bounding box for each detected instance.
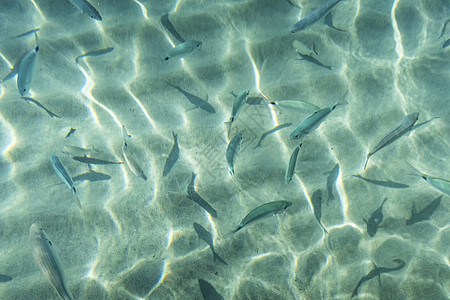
[0,0,449,299]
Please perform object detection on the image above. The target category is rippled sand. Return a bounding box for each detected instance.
[0,0,449,299]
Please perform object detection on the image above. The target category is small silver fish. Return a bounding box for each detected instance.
[290,0,345,33]
[122,125,147,180]
[289,102,341,139]
[72,156,123,165]
[30,224,74,300]
[226,133,243,176]
[164,40,202,60]
[17,45,39,96]
[75,47,113,64]
[50,155,81,209]
[234,201,292,232]
[68,0,102,20]
[363,113,419,169]
[285,143,302,184]
[225,90,250,125]
[269,100,320,113]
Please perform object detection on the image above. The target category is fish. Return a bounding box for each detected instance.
[234,200,292,233]
[285,143,302,184]
[292,40,318,56]
[160,13,186,43]
[253,123,292,149]
[324,164,340,202]
[363,198,387,237]
[290,0,345,33]
[122,125,147,180]
[68,0,102,20]
[187,173,217,217]
[310,190,328,233]
[352,174,409,189]
[21,97,61,118]
[72,156,123,165]
[163,132,180,176]
[62,145,97,156]
[269,100,320,113]
[50,155,81,209]
[297,51,332,70]
[65,128,76,138]
[226,133,243,176]
[75,47,113,64]
[198,279,224,300]
[225,90,250,125]
[443,39,450,48]
[363,113,419,169]
[72,170,111,182]
[407,163,450,195]
[406,195,442,226]
[165,82,215,113]
[437,18,450,40]
[289,102,342,139]
[17,45,39,96]
[351,259,406,297]
[0,273,13,282]
[193,223,227,265]
[164,40,202,60]
[324,12,344,31]
[30,224,74,300]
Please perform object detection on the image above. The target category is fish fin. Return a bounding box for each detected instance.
[362,218,368,225]
[230,91,237,97]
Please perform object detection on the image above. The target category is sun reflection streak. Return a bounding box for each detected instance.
[124,84,156,130]
[147,260,170,297]
[77,65,122,128]
[29,0,47,23]
[0,116,16,161]
[133,0,149,20]
[391,0,407,113]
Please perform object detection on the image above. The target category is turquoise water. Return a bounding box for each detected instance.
[0,0,449,299]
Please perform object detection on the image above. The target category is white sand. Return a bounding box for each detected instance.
[0,0,449,299]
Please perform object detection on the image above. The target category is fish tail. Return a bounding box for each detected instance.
[213,252,227,265]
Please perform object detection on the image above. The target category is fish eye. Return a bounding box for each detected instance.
[165,57,169,61]
[295,135,299,138]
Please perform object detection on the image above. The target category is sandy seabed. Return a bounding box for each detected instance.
[0,0,449,299]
